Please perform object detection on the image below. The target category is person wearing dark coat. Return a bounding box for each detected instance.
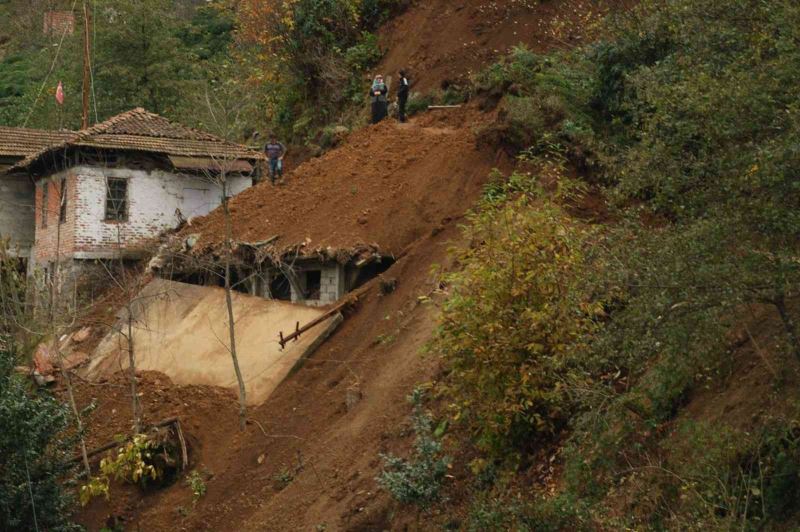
[370,74,388,124]
[397,70,410,123]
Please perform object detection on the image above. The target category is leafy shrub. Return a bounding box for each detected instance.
[186,470,207,503]
[405,92,436,117]
[344,32,383,71]
[431,0,800,527]
[467,493,590,532]
[377,389,452,509]
[81,434,164,505]
[0,342,79,531]
[358,0,411,30]
[433,183,608,455]
[236,0,394,140]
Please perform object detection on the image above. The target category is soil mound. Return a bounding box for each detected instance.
[184,107,508,258]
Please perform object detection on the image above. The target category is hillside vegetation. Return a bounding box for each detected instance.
[2,0,800,530]
[396,0,800,529]
[0,0,406,142]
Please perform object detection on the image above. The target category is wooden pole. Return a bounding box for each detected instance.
[81,0,91,130]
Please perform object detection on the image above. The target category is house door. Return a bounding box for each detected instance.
[181,188,214,219]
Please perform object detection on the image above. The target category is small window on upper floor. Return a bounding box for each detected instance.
[105,177,128,222]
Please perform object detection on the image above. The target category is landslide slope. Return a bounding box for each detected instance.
[184,107,507,258]
[74,1,632,529]
[378,0,629,92]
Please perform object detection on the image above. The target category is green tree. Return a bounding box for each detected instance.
[92,0,199,118]
[0,341,79,531]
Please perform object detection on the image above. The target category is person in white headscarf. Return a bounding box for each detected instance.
[370,74,388,124]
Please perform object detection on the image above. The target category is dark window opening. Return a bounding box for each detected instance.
[105,177,128,221]
[348,258,395,292]
[41,183,48,228]
[305,270,321,300]
[230,268,251,294]
[59,179,67,224]
[269,272,292,301]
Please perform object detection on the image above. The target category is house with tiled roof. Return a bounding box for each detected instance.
[8,108,264,284]
[0,126,74,258]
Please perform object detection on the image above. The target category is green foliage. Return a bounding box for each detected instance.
[438,0,800,528]
[272,467,294,490]
[91,0,198,119]
[377,389,452,509]
[81,434,164,505]
[185,470,207,504]
[0,0,244,132]
[344,32,382,72]
[474,45,597,158]
[405,92,435,117]
[178,4,235,62]
[433,182,606,455]
[237,0,396,141]
[0,342,79,531]
[357,0,410,31]
[467,493,590,532]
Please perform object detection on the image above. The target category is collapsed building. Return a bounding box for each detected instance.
[165,236,393,307]
[153,112,498,308]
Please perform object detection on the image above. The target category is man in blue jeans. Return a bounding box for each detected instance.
[264,135,287,184]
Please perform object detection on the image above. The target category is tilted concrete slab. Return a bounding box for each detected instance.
[85,278,339,404]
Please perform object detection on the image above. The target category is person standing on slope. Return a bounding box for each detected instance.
[397,70,410,123]
[264,135,287,184]
[370,74,388,124]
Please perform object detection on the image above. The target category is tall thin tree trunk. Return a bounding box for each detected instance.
[775,294,800,362]
[222,180,247,430]
[127,305,140,432]
[116,223,140,433]
[50,183,91,476]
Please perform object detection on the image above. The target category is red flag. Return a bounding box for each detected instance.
[55,81,64,106]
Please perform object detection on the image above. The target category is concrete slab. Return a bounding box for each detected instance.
[85,278,338,404]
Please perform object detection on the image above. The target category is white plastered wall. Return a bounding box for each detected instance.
[72,165,250,258]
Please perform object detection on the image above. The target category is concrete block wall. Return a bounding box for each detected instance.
[319,263,345,304]
[288,261,345,307]
[0,174,35,257]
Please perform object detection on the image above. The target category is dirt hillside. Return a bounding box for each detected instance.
[76,222,464,531]
[184,107,508,259]
[71,1,636,530]
[378,0,629,92]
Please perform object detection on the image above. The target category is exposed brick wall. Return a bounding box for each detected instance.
[0,174,35,257]
[43,11,75,35]
[33,170,77,264]
[34,165,251,264]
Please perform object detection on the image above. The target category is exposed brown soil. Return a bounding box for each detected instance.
[73,222,464,531]
[66,2,646,530]
[378,0,630,93]
[183,106,510,259]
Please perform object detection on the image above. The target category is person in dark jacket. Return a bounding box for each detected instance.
[370,74,388,124]
[397,70,410,123]
[264,135,286,184]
